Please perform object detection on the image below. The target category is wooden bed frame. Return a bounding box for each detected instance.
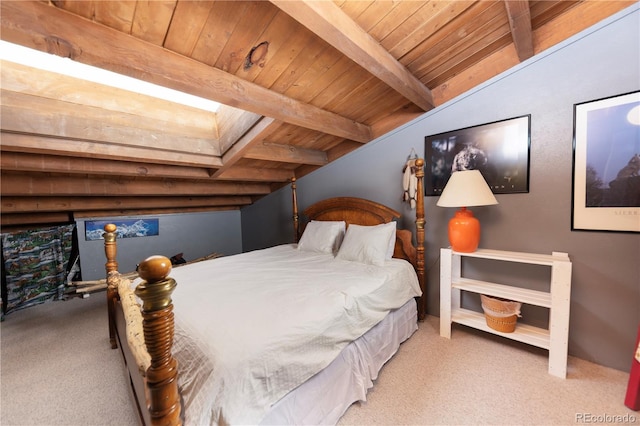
[104,158,425,425]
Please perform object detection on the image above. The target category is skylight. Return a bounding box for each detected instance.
[0,41,221,113]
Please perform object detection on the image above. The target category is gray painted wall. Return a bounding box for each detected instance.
[241,5,640,372]
[77,210,242,280]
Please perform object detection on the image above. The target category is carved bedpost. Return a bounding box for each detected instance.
[414,159,427,321]
[292,177,299,242]
[135,256,182,426]
[104,224,119,349]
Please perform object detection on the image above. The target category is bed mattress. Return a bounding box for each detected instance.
[260,297,418,424]
[163,244,421,424]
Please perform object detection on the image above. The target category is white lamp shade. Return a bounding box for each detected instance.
[436,170,498,207]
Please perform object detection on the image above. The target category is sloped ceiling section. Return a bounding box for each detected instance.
[0,0,633,227]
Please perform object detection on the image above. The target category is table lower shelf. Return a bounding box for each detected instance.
[452,308,550,350]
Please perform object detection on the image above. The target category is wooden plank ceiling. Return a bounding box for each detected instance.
[0,0,633,228]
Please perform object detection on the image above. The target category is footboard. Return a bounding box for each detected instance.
[104,224,183,426]
[135,256,182,426]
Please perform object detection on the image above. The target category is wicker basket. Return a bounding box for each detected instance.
[480,295,521,333]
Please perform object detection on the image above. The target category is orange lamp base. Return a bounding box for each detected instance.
[448,207,481,253]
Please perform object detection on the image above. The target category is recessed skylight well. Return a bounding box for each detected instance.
[0,40,221,112]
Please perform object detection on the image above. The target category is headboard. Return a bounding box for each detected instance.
[300,196,417,269]
[290,158,425,320]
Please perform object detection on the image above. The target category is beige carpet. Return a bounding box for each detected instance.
[1,293,637,425]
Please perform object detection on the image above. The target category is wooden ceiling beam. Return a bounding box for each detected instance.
[532,1,635,53]
[245,142,328,166]
[327,141,363,163]
[0,1,372,143]
[271,0,435,112]
[2,89,220,156]
[1,212,73,227]
[504,0,534,61]
[216,107,263,154]
[214,166,293,182]
[213,117,277,178]
[2,196,252,213]
[2,60,217,133]
[431,1,633,105]
[1,174,271,197]
[0,152,213,180]
[73,206,239,219]
[0,132,223,168]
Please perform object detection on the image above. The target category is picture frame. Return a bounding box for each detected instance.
[571,90,640,233]
[424,115,531,196]
[85,218,160,240]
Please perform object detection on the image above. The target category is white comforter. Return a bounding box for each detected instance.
[161,244,421,425]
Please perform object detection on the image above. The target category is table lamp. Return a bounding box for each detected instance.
[436,169,498,252]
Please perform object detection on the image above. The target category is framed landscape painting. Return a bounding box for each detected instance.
[424,115,530,196]
[85,218,160,240]
[572,90,640,233]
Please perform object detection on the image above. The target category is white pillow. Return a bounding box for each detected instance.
[387,226,397,259]
[336,222,396,266]
[297,220,346,254]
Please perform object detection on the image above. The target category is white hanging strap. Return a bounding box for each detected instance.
[402,158,418,209]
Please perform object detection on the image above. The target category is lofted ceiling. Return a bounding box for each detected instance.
[0,0,634,228]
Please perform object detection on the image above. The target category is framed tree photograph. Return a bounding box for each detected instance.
[572,90,640,233]
[424,115,531,196]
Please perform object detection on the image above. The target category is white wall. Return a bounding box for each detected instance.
[77,210,242,280]
[241,5,640,372]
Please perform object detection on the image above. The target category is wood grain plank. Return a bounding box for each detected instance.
[0,1,372,142]
[530,0,579,28]
[1,60,218,134]
[214,166,293,182]
[217,1,278,76]
[215,117,278,177]
[418,23,513,88]
[504,0,534,61]
[0,173,272,196]
[431,42,519,106]
[248,10,320,90]
[131,0,177,45]
[403,1,505,70]
[408,2,511,84]
[370,104,424,139]
[343,1,394,32]
[0,132,223,168]
[1,212,72,227]
[51,1,95,19]
[0,152,213,180]
[271,0,435,110]
[385,1,476,59]
[1,195,252,213]
[216,106,262,154]
[93,1,137,33]
[283,47,346,102]
[335,0,373,25]
[268,38,333,95]
[72,205,240,219]
[191,1,249,68]
[532,0,635,52]
[366,1,426,44]
[245,142,328,166]
[164,0,215,55]
[267,123,329,150]
[2,90,220,156]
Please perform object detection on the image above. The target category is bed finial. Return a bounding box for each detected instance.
[292,177,299,243]
[413,158,427,321]
[104,223,118,273]
[104,223,119,349]
[135,255,182,426]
